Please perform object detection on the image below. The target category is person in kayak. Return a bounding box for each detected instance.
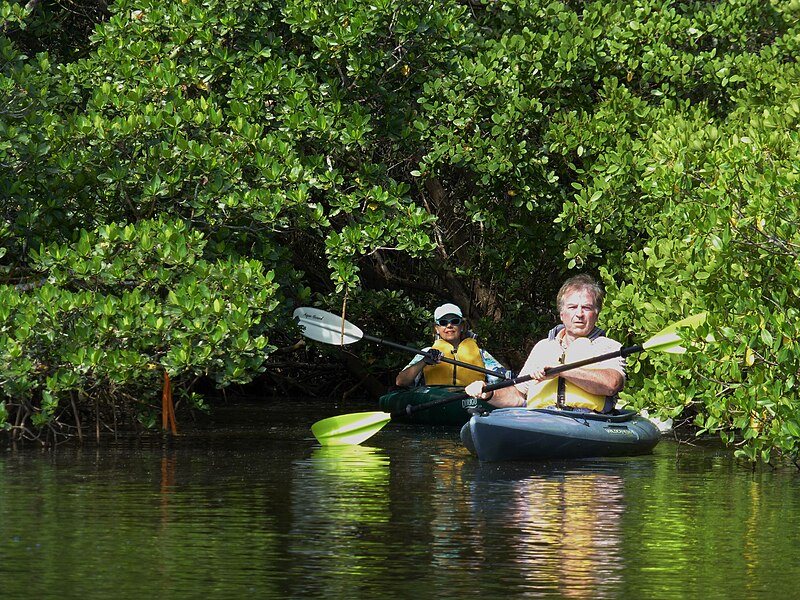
[465,274,625,413]
[395,302,510,387]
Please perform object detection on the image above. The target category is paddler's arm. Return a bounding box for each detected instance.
[464,380,526,407]
[558,367,625,397]
[462,339,549,407]
[396,360,425,387]
[395,349,443,387]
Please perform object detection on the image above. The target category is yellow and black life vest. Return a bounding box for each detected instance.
[423,337,486,386]
[525,336,611,413]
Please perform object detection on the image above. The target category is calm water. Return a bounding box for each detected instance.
[1,399,799,599]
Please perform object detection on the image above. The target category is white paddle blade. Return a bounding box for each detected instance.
[643,312,707,354]
[294,307,364,345]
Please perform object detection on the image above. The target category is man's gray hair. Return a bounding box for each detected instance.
[556,274,604,311]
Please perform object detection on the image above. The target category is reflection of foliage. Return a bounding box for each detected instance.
[2,0,800,461]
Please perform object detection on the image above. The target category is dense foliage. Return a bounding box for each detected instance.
[2,0,799,464]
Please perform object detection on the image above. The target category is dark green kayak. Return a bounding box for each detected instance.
[378,385,495,426]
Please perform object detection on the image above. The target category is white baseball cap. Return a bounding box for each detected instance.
[434,303,463,321]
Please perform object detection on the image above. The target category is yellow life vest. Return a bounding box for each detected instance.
[525,337,609,412]
[423,337,486,386]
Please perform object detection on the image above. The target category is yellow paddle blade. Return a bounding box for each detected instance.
[643,312,708,354]
[311,411,392,446]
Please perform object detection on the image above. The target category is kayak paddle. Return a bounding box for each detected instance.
[310,311,707,446]
[294,306,509,380]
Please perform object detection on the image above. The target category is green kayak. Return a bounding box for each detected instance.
[378,385,495,426]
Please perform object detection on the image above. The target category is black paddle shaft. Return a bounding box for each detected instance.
[363,334,508,379]
[396,343,645,417]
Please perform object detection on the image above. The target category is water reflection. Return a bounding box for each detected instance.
[288,445,391,588]
[463,460,633,598]
[3,413,800,599]
[299,444,391,506]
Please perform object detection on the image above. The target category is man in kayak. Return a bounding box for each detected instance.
[465,274,625,413]
[396,302,510,387]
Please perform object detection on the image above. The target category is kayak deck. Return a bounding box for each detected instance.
[461,407,661,461]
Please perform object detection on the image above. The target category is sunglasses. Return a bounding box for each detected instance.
[436,317,463,327]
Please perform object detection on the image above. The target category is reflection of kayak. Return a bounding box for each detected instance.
[461,408,661,462]
[378,385,494,426]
